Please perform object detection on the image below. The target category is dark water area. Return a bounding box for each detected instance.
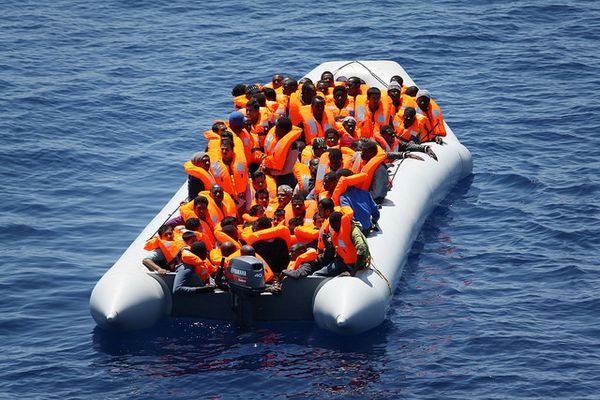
[1,0,599,398]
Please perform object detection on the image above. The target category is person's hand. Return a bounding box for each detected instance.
[158,268,168,275]
[425,146,438,161]
[405,152,424,161]
[435,136,444,145]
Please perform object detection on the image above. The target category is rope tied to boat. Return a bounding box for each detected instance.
[367,257,393,296]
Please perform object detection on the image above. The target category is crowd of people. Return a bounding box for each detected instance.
[142,70,446,294]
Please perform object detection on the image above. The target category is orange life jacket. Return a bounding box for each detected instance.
[374,133,401,153]
[351,147,387,191]
[144,237,182,264]
[356,99,390,138]
[248,107,272,137]
[210,150,249,198]
[212,228,242,250]
[292,162,312,192]
[330,172,368,206]
[178,201,217,245]
[284,200,317,225]
[198,190,237,229]
[331,209,358,265]
[287,248,319,270]
[293,224,320,243]
[246,224,292,251]
[299,105,335,143]
[327,97,355,121]
[288,91,311,126]
[275,93,290,119]
[417,101,447,142]
[234,95,248,110]
[394,113,424,142]
[173,226,214,254]
[263,126,303,171]
[180,247,217,282]
[183,161,216,194]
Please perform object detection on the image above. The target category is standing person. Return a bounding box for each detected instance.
[210,138,250,212]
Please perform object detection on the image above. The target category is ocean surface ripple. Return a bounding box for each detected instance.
[1,0,599,398]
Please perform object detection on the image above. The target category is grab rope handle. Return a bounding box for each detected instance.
[367,257,393,296]
[331,60,389,88]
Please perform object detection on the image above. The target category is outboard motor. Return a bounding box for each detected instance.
[226,256,265,327]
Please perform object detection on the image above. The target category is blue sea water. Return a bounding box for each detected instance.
[1,0,599,398]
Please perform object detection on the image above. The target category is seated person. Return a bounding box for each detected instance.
[173,241,216,295]
[282,242,320,280]
[143,225,180,275]
[246,216,291,274]
[313,211,370,277]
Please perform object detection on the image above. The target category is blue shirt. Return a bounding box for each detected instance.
[339,186,380,231]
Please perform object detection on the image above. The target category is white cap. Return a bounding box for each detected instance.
[416,89,431,99]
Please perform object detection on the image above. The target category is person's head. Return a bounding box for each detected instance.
[231,84,247,97]
[212,121,227,134]
[240,244,256,256]
[361,139,378,162]
[329,211,343,232]
[252,93,267,107]
[251,170,266,190]
[288,216,304,231]
[255,188,270,208]
[275,116,292,137]
[328,148,343,171]
[346,77,362,96]
[390,75,404,86]
[246,98,261,121]
[228,111,245,133]
[243,116,253,132]
[289,242,308,260]
[321,71,335,87]
[221,224,239,242]
[325,128,340,148]
[312,137,327,158]
[263,87,277,101]
[301,82,316,104]
[323,171,339,193]
[157,225,174,241]
[403,107,417,127]
[291,193,306,216]
[342,116,356,134]
[335,168,354,179]
[271,73,284,89]
[185,217,201,231]
[253,216,272,232]
[282,78,298,95]
[220,131,234,143]
[193,196,209,219]
[245,84,261,98]
[367,87,381,108]
[387,81,401,101]
[296,141,306,161]
[220,216,237,228]
[416,89,431,111]
[182,231,198,246]
[333,85,348,107]
[248,204,265,218]
[190,241,207,260]
[274,209,286,224]
[405,85,419,97]
[277,185,293,208]
[220,241,236,257]
[309,157,320,177]
[313,211,324,228]
[191,151,210,171]
[210,184,225,205]
[318,198,335,219]
[316,80,329,95]
[380,125,396,145]
[220,139,234,162]
[311,96,326,117]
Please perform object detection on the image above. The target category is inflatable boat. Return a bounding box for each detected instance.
[90,60,472,334]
